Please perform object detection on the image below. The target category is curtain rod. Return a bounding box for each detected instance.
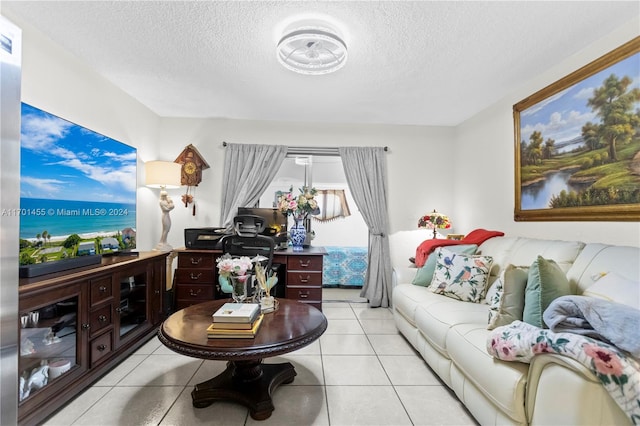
[222,141,388,155]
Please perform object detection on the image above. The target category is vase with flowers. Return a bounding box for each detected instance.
[276,186,321,251]
[216,254,254,302]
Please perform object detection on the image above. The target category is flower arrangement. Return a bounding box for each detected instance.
[276,186,321,220]
[418,210,451,229]
[216,254,254,278]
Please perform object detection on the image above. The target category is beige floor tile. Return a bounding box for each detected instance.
[379,355,441,385]
[42,387,111,426]
[319,334,374,355]
[323,355,390,386]
[352,306,394,320]
[160,387,248,426]
[133,335,162,354]
[94,354,147,386]
[325,319,364,334]
[368,334,418,355]
[395,385,478,425]
[73,386,182,425]
[187,359,229,386]
[117,354,202,386]
[359,318,401,335]
[326,385,412,425]
[321,306,357,320]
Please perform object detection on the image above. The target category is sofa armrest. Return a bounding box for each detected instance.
[392,266,418,288]
[526,354,628,425]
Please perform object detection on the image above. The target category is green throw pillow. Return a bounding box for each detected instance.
[523,256,571,328]
[412,244,478,286]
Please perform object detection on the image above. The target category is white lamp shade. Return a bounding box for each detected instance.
[145,161,181,188]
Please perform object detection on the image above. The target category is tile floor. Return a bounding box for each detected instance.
[43,289,477,426]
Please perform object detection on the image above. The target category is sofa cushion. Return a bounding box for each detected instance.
[447,323,529,422]
[412,244,477,287]
[414,297,488,356]
[523,256,571,328]
[487,265,529,330]
[429,248,493,303]
[393,284,449,326]
[582,272,640,309]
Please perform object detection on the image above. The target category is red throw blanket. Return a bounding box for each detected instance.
[414,228,504,267]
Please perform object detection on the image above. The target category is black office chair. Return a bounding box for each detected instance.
[218,215,276,298]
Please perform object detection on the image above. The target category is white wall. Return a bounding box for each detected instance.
[454,18,640,247]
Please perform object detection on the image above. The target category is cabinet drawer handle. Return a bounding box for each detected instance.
[190,257,203,265]
[189,272,203,280]
[189,289,202,297]
[99,285,107,292]
[97,344,107,352]
[115,307,122,313]
[98,315,107,323]
[299,260,311,268]
[299,291,309,299]
[155,290,160,295]
[82,323,90,330]
[299,275,310,283]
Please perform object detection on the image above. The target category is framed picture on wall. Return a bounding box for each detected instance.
[513,37,640,221]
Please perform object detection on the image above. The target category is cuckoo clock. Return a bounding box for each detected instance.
[174,144,210,215]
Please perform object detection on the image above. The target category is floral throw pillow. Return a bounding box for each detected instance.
[429,247,493,303]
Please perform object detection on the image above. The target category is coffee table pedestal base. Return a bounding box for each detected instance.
[192,360,296,420]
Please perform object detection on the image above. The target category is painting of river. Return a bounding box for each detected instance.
[513,38,640,221]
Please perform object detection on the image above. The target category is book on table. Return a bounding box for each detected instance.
[212,303,260,323]
[207,314,264,339]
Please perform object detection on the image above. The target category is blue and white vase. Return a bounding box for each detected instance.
[290,217,306,252]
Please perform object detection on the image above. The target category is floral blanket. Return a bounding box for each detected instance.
[487,321,640,424]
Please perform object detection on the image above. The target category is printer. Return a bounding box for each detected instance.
[184,227,228,250]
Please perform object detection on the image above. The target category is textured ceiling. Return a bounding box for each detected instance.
[2,1,638,126]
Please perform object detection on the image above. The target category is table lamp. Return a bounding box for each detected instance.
[145,160,182,251]
[418,210,451,239]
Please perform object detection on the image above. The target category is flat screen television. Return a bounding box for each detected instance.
[237,207,288,246]
[18,103,137,277]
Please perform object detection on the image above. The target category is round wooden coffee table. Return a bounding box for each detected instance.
[158,299,327,420]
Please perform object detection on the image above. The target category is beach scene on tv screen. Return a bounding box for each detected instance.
[18,103,137,266]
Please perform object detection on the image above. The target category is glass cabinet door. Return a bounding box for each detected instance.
[19,294,79,403]
[117,269,148,339]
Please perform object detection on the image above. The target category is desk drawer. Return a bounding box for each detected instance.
[90,276,113,306]
[89,304,112,336]
[175,269,215,284]
[90,332,113,366]
[175,283,215,301]
[177,253,216,269]
[287,271,322,286]
[287,256,323,271]
[286,286,322,303]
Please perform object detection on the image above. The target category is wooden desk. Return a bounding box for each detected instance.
[158,299,327,420]
[172,247,326,311]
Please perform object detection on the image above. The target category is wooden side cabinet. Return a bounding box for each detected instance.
[18,251,168,426]
[173,249,222,310]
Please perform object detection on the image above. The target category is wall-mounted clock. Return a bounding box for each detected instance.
[174,144,210,215]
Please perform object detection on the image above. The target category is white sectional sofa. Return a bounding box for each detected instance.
[390,231,639,425]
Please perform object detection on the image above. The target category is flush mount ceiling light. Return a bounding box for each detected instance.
[277,27,347,75]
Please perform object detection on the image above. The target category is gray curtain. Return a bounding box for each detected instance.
[339,147,392,308]
[219,143,287,230]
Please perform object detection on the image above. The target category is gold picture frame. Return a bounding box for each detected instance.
[514,37,640,222]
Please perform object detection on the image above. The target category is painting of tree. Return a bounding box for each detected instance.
[514,37,640,221]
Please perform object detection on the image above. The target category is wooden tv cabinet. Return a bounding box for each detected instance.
[18,251,168,426]
[172,246,326,311]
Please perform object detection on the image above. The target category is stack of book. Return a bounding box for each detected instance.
[207,303,263,339]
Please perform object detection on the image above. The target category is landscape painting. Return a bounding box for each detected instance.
[18,103,137,267]
[514,37,640,221]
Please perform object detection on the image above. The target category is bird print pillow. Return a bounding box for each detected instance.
[429,247,494,303]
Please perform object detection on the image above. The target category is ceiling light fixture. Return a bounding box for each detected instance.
[277,27,347,75]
